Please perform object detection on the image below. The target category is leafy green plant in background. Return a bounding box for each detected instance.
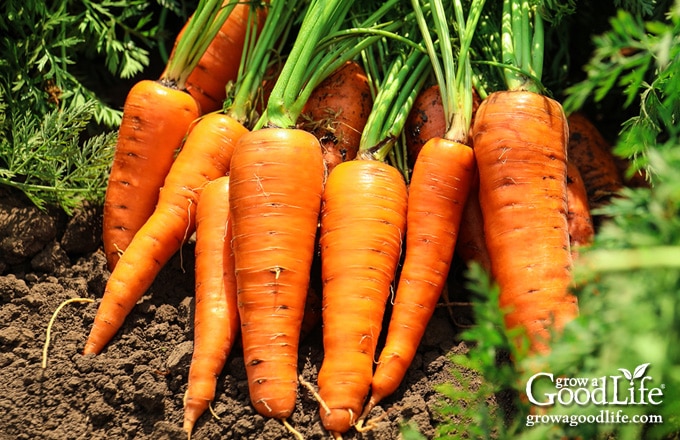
[0,0,191,213]
[414,1,680,439]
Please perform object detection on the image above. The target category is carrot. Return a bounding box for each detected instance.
[102,80,200,271]
[165,2,268,114]
[567,111,624,207]
[228,127,324,419]
[227,0,382,426]
[317,159,408,434]
[405,85,481,170]
[85,113,248,355]
[360,0,481,422]
[466,0,579,355]
[102,0,241,271]
[566,160,595,252]
[367,139,475,416]
[472,90,578,354]
[299,60,373,173]
[181,176,239,437]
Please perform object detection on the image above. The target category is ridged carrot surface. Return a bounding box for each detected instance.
[86,113,247,355]
[102,79,200,271]
[228,128,324,420]
[183,176,240,437]
[317,159,407,434]
[368,138,475,414]
[472,90,578,354]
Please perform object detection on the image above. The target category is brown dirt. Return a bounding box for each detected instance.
[0,187,483,440]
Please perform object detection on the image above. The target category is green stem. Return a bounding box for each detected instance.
[264,0,355,129]
[360,46,430,163]
[163,0,238,88]
[501,0,543,93]
[228,0,298,126]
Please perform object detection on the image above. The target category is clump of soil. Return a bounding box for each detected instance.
[0,187,483,440]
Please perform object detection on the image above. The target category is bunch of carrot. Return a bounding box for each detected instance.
[79,0,634,438]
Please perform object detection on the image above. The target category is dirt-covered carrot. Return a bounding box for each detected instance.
[471,0,578,354]
[165,2,268,114]
[566,161,595,252]
[567,111,624,207]
[404,83,445,168]
[102,0,240,271]
[362,0,482,423]
[183,176,239,437]
[85,113,248,355]
[299,60,373,173]
[317,159,408,434]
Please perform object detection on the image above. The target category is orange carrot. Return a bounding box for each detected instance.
[365,138,475,418]
[166,2,268,114]
[85,113,248,355]
[102,0,243,271]
[356,1,485,422]
[566,112,624,207]
[183,176,240,437]
[228,128,324,420]
[566,161,595,253]
[316,159,407,434]
[299,60,373,173]
[472,90,578,354]
[102,79,200,271]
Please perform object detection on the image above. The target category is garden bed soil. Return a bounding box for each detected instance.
[0,187,484,439]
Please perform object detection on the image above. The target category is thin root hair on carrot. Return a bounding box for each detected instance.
[299,375,331,417]
[208,401,221,421]
[43,298,95,368]
[282,418,305,440]
[356,402,400,432]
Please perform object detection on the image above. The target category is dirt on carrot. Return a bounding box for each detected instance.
[404,84,446,169]
[567,111,625,207]
[299,60,374,174]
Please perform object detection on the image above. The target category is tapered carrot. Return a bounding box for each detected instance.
[182,176,240,438]
[361,0,481,423]
[166,2,268,114]
[85,113,248,355]
[102,0,241,271]
[472,90,578,354]
[466,0,579,355]
[317,159,408,434]
[566,160,595,252]
[228,128,324,419]
[368,139,475,416]
[299,60,373,173]
[567,111,624,207]
[102,80,200,271]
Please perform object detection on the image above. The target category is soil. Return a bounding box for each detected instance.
[0,186,484,440]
